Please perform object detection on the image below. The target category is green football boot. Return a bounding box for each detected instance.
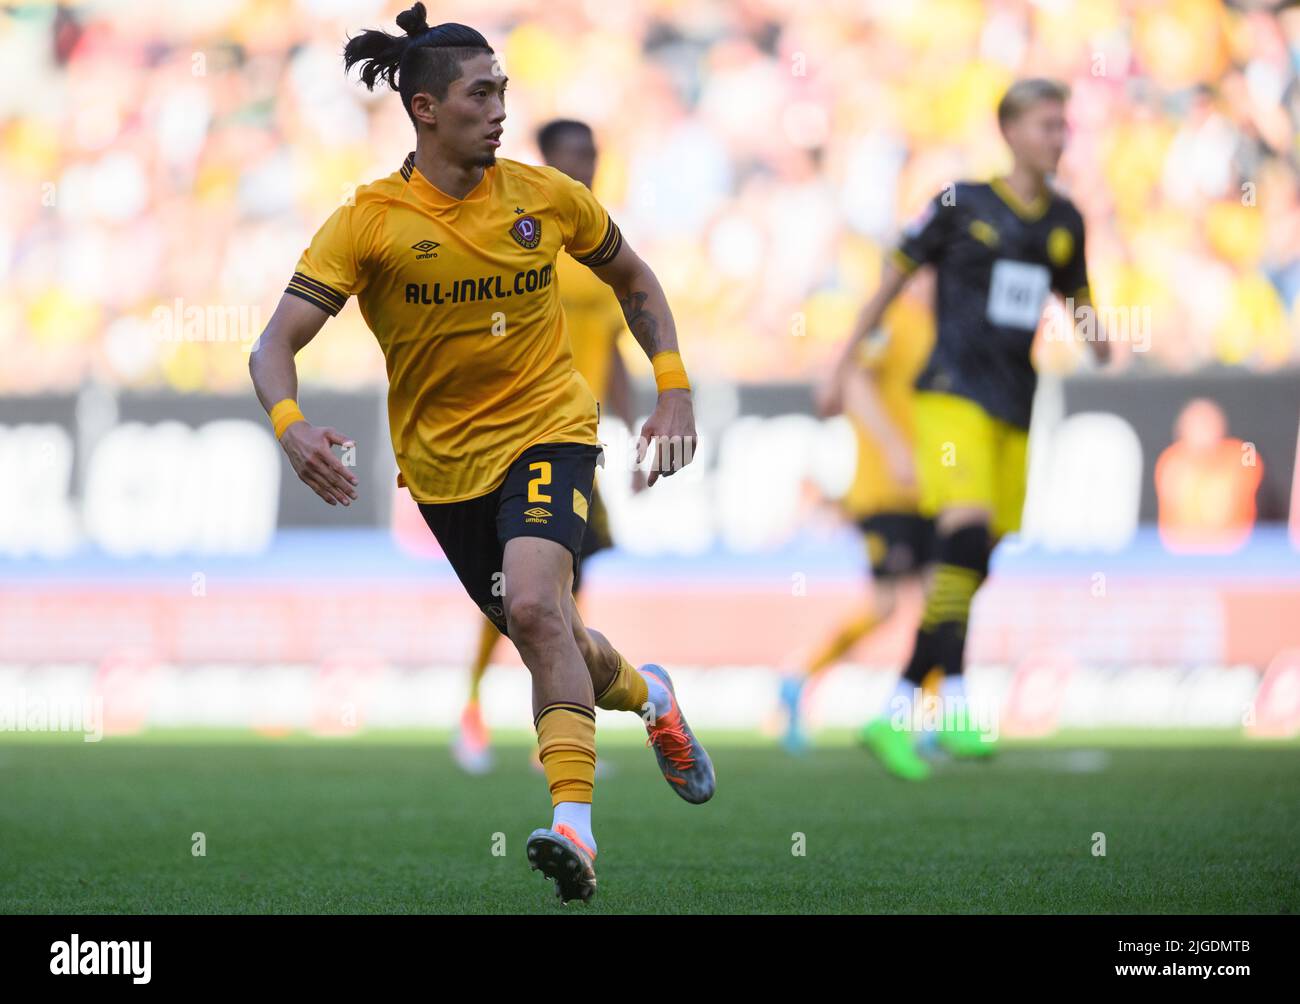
[935,720,998,759]
[856,718,931,781]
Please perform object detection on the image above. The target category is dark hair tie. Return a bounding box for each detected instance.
[395,2,429,37]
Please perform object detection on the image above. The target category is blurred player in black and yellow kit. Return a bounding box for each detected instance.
[248,8,714,905]
[824,79,1109,780]
[451,119,643,776]
[779,291,935,761]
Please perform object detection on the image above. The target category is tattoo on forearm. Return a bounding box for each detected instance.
[618,290,660,356]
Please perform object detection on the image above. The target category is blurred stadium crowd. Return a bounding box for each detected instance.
[1,0,1298,396]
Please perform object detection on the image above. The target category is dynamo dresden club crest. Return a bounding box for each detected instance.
[510,214,541,249]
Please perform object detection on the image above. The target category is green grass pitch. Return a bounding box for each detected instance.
[2,729,1297,914]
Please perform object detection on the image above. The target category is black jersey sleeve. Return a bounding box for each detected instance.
[1051,211,1090,299]
[891,189,955,274]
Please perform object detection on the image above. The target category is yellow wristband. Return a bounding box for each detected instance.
[651,350,691,393]
[269,398,307,439]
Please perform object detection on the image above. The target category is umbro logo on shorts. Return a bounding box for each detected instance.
[524,506,551,524]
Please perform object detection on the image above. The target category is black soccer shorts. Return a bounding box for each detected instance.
[573,483,613,593]
[856,512,936,580]
[417,442,604,637]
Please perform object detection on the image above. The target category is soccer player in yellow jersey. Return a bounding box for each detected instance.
[824,79,1109,779]
[779,294,936,762]
[451,118,640,776]
[247,8,714,905]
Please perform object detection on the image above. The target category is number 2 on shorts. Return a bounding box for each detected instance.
[528,461,552,503]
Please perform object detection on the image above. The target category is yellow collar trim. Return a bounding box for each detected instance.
[990,177,1049,222]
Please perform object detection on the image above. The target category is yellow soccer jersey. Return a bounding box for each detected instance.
[842,296,935,518]
[555,250,626,404]
[285,153,623,503]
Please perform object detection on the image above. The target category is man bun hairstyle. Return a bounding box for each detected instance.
[343,3,493,126]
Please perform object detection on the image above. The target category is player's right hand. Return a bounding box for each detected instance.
[279,422,358,506]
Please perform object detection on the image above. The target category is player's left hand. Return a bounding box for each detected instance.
[639,388,696,487]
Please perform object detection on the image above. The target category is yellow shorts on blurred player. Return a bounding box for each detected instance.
[911,390,1029,540]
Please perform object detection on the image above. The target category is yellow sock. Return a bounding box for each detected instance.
[594,653,649,713]
[805,611,880,678]
[535,704,596,805]
[468,617,498,704]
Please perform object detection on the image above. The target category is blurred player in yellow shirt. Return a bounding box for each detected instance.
[248,8,713,905]
[452,119,642,776]
[780,293,936,757]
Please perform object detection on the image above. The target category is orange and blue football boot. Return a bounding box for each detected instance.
[526,823,597,905]
[641,663,716,804]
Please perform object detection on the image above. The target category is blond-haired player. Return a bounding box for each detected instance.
[824,79,1109,776]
